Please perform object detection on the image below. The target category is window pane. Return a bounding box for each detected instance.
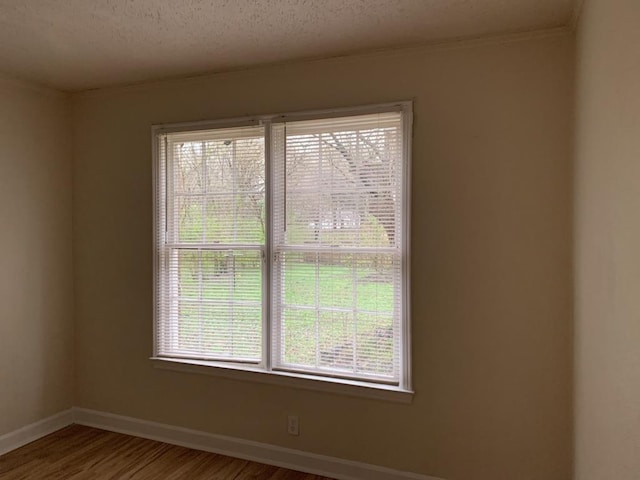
[273,112,404,383]
[170,128,265,244]
[283,116,402,248]
[166,247,263,361]
[277,250,399,379]
[160,125,265,363]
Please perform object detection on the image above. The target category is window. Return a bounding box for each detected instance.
[153,103,412,393]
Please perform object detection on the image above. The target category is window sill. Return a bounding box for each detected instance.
[150,357,414,404]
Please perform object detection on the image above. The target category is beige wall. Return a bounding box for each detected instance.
[575,1,640,478]
[0,77,73,434]
[73,33,574,480]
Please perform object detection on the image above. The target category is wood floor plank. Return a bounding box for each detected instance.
[0,425,334,479]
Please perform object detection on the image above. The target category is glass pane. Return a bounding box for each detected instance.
[171,248,262,361]
[170,128,265,244]
[356,313,394,376]
[278,251,398,377]
[318,310,355,371]
[282,308,316,367]
[284,115,402,248]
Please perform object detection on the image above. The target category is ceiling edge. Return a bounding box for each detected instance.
[0,72,68,99]
[74,25,572,98]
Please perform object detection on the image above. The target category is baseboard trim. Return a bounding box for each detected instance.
[0,409,74,456]
[73,407,441,480]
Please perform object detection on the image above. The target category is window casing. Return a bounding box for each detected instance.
[153,102,412,393]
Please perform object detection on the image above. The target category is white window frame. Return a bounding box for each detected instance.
[152,101,413,403]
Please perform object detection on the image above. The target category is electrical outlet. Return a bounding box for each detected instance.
[287,415,299,436]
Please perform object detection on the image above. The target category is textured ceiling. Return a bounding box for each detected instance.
[0,0,574,91]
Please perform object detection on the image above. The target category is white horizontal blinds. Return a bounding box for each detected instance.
[156,135,169,354]
[164,249,263,361]
[273,112,404,383]
[155,107,409,385]
[168,127,265,245]
[158,125,265,363]
[270,123,286,367]
[280,113,402,248]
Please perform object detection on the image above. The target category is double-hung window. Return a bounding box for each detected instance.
[153,102,412,394]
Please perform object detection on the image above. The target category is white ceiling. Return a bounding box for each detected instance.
[0,0,574,92]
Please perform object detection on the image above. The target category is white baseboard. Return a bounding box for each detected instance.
[0,409,74,456]
[73,407,441,480]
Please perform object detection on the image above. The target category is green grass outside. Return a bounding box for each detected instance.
[175,255,395,376]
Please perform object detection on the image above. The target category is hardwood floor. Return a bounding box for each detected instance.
[0,425,334,479]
